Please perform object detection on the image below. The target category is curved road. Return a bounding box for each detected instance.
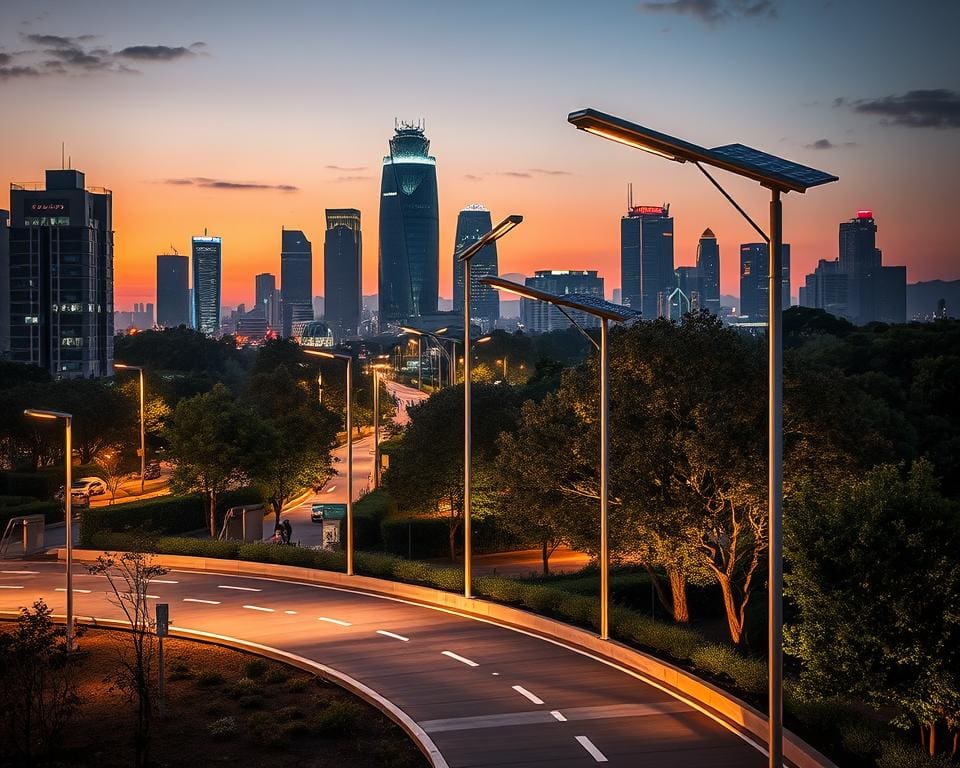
[0,562,766,767]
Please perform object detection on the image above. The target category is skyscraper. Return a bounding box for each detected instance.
[156,254,190,328]
[521,270,603,333]
[695,228,720,315]
[0,209,9,356]
[8,169,113,378]
[192,234,221,335]
[255,272,275,310]
[620,203,673,318]
[324,209,362,341]
[839,211,882,324]
[799,259,849,318]
[254,272,281,329]
[281,229,313,337]
[739,242,791,321]
[453,204,500,329]
[378,121,439,324]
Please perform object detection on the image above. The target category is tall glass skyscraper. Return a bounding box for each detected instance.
[378,122,439,325]
[192,234,221,335]
[620,204,673,318]
[281,229,313,337]
[739,242,791,321]
[453,204,499,329]
[695,228,720,315]
[324,208,362,341]
[9,169,113,377]
[157,253,190,327]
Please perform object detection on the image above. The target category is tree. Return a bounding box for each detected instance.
[0,599,79,766]
[95,446,133,504]
[786,462,960,758]
[245,367,339,525]
[88,549,169,768]
[385,384,520,561]
[165,384,268,536]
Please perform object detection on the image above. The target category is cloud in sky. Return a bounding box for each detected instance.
[836,89,960,129]
[326,164,367,172]
[806,138,835,150]
[163,177,298,192]
[637,0,777,25]
[0,34,205,79]
[468,168,572,180]
[333,175,373,183]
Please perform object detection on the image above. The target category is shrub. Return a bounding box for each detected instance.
[352,488,395,549]
[0,499,63,529]
[229,677,260,698]
[275,705,305,721]
[877,740,955,768]
[311,700,365,736]
[167,659,193,680]
[207,716,238,739]
[380,516,449,559]
[264,668,289,685]
[243,659,268,679]
[286,677,310,693]
[238,694,264,710]
[197,670,225,687]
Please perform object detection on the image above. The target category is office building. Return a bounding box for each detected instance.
[453,204,500,330]
[664,266,699,319]
[324,209,362,340]
[378,121,440,324]
[799,259,849,318]
[157,253,190,328]
[192,233,221,335]
[281,229,313,336]
[612,288,622,305]
[695,228,720,315]
[254,272,281,329]
[739,242,791,321]
[521,270,603,333]
[8,169,113,377]
[877,266,907,324]
[620,203,673,318]
[839,211,882,324]
[0,209,8,356]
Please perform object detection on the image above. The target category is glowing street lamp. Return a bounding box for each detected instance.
[568,107,838,767]
[24,408,75,650]
[304,349,355,576]
[458,215,522,599]
[114,363,146,494]
[482,276,637,641]
[370,363,391,488]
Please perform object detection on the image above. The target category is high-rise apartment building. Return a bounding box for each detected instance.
[8,169,113,377]
[157,254,190,328]
[254,272,281,329]
[695,228,720,315]
[839,211,882,324]
[281,229,313,337]
[0,209,9,356]
[739,242,791,321]
[620,204,673,318]
[192,234,221,335]
[521,270,603,333]
[453,205,500,330]
[324,209,362,341]
[378,121,439,324]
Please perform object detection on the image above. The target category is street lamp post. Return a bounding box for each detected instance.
[568,107,838,767]
[371,363,390,489]
[305,350,355,576]
[24,408,75,650]
[458,215,523,599]
[114,363,146,495]
[481,277,636,641]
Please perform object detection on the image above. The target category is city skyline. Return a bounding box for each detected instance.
[1,1,956,309]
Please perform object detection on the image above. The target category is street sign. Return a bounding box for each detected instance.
[155,603,169,637]
[311,503,347,522]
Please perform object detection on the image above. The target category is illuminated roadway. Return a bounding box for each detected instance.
[0,562,766,767]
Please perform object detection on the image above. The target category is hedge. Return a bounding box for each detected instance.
[80,487,262,546]
[1,464,105,500]
[379,514,515,559]
[0,499,63,530]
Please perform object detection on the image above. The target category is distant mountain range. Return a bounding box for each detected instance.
[907,280,960,319]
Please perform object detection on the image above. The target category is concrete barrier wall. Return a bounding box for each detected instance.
[60,549,836,768]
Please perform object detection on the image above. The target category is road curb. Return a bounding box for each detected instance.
[56,549,835,768]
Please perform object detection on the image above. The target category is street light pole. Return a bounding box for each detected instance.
[567,107,836,768]
[24,409,74,650]
[305,350,354,575]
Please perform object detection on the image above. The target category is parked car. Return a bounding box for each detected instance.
[55,486,91,509]
[143,460,161,480]
[72,477,107,496]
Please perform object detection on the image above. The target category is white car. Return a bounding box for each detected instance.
[72,477,107,496]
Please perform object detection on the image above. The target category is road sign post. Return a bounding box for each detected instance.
[156,603,169,717]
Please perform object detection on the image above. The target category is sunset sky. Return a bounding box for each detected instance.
[1,0,957,309]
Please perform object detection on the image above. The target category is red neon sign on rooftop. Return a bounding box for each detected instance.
[857,210,874,219]
[631,205,665,216]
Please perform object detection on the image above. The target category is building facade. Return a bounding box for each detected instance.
[799,259,849,318]
[378,122,439,325]
[281,229,313,337]
[254,272,281,330]
[453,204,499,330]
[324,208,362,341]
[620,204,673,318]
[739,242,791,321]
[8,169,113,377]
[521,270,604,333]
[192,234,221,335]
[695,228,720,314]
[157,254,190,328]
[0,209,8,357]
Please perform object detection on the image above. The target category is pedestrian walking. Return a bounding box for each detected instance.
[282,518,293,545]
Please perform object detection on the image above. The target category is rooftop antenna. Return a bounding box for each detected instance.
[61,142,65,170]
[627,182,634,211]
[204,227,208,236]
[171,244,178,256]
[68,155,71,170]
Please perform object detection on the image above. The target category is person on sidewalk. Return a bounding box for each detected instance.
[282,518,293,545]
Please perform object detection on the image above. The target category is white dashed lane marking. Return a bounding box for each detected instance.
[0,585,24,589]
[376,630,410,642]
[551,710,567,722]
[153,579,179,584]
[55,588,91,593]
[2,570,38,574]
[318,617,351,627]
[183,598,220,605]
[217,585,261,592]
[512,685,544,705]
[575,736,608,762]
[441,650,479,667]
[242,605,274,612]
[284,610,297,615]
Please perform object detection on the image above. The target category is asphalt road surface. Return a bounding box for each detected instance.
[0,562,767,767]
